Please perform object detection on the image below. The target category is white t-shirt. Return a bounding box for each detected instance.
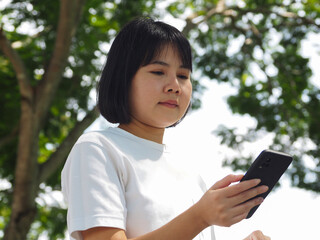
[61,127,215,240]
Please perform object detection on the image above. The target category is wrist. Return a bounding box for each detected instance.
[190,201,210,231]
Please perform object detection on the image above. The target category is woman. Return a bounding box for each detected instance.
[61,17,270,240]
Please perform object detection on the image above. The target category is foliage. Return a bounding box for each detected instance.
[0,0,319,239]
[188,0,320,192]
[0,0,159,238]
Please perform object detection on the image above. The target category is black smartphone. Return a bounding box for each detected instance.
[240,149,293,219]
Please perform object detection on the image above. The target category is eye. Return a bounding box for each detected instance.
[177,74,189,80]
[150,71,164,76]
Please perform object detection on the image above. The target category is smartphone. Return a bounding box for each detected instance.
[240,149,293,219]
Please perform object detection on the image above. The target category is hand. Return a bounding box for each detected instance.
[243,230,271,240]
[193,174,268,228]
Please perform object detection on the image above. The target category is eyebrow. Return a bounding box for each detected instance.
[150,60,190,70]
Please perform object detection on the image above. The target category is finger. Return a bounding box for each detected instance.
[227,212,248,226]
[231,185,269,205]
[249,230,270,240]
[223,178,262,197]
[230,197,264,219]
[210,174,244,190]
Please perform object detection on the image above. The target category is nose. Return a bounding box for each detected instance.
[164,75,181,94]
[166,88,179,94]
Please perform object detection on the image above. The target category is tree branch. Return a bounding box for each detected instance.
[182,0,237,36]
[35,0,86,129]
[37,107,99,184]
[182,2,320,37]
[0,26,33,101]
[230,6,320,29]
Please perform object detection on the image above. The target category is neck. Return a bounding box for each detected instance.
[119,121,165,144]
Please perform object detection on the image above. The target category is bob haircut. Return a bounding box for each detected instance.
[97,17,193,125]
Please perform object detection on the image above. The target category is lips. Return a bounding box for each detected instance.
[159,100,178,108]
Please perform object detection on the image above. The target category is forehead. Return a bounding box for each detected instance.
[141,41,192,71]
[152,45,181,61]
[150,44,188,67]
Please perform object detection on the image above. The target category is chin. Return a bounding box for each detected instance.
[161,121,180,128]
[149,116,182,129]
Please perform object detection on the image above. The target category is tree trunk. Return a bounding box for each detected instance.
[1,1,87,239]
[4,100,39,240]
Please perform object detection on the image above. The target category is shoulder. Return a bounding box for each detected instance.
[76,129,113,146]
[62,128,128,186]
[64,128,127,169]
[73,128,127,151]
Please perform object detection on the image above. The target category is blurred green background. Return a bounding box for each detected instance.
[0,0,319,239]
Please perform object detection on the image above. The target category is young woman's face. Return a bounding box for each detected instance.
[128,45,192,129]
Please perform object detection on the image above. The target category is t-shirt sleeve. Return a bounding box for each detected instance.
[61,140,127,240]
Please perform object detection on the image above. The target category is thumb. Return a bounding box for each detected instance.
[210,174,244,190]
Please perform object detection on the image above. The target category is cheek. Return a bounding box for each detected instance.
[183,83,192,103]
[129,84,157,114]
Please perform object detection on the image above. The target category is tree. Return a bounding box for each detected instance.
[0,0,319,239]
[0,0,160,239]
[167,0,320,192]
[185,0,320,192]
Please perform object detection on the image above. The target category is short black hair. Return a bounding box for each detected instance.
[97,17,192,124]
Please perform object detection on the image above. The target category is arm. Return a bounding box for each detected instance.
[82,174,268,240]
